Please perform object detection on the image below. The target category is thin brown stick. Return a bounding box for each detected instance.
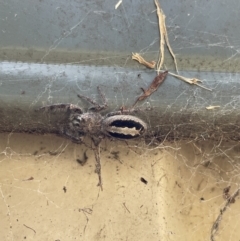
[210,188,240,241]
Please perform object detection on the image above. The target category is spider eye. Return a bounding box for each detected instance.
[72,120,80,127]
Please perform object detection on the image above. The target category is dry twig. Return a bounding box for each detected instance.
[168,71,212,91]
[133,71,168,107]
[206,106,220,110]
[115,0,122,9]
[132,0,212,102]
[210,187,240,241]
[132,53,156,69]
[154,0,178,74]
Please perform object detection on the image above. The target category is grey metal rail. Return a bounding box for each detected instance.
[0,62,239,141]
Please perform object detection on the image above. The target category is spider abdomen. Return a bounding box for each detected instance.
[102,115,147,139]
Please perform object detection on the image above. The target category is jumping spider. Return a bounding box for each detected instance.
[38,86,147,145]
[38,87,147,190]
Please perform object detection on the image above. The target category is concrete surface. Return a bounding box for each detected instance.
[1,133,240,241]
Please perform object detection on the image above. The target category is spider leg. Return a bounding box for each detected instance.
[92,142,103,191]
[105,106,153,117]
[77,86,108,112]
[37,103,83,114]
[60,125,84,144]
[97,86,108,109]
[64,131,84,144]
[105,107,140,117]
